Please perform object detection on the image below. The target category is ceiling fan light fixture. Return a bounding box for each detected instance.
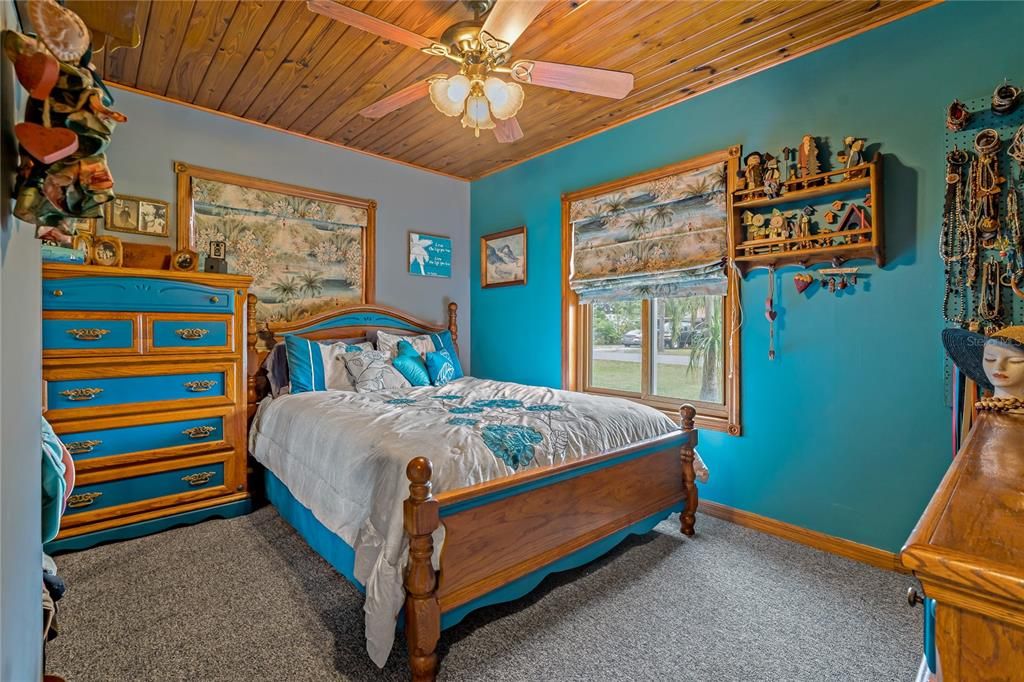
[429,76,466,117]
[486,78,524,120]
[462,93,496,137]
[446,74,472,103]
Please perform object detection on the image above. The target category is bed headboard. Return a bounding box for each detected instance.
[245,295,458,417]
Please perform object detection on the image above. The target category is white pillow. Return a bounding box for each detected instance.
[377,330,435,359]
[323,344,357,391]
[344,349,412,392]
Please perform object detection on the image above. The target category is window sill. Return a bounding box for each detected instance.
[580,389,740,436]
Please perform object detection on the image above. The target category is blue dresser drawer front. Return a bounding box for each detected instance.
[65,462,226,517]
[48,371,227,412]
[43,317,137,352]
[61,416,225,462]
[150,319,230,350]
[44,277,234,314]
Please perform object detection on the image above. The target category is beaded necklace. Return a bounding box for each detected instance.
[941,149,972,324]
[978,260,1003,327]
[975,395,1024,412]
[972,129,1003,246]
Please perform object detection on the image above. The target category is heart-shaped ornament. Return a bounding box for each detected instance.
[15,122,79,164]
[14,51,59,99]
[765,310,778,322]
[793,274,814,294]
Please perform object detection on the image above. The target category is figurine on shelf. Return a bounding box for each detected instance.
[743,151,764,194]
[781,146,795,183]
[824,211,837,224]
[796,205,814,243]
[837,137,867,179]
[768,209,791,250]
[836,204,871,242]
[763,154,782,199]
[796,134,823,186]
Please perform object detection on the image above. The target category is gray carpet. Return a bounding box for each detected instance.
[47,507,921,681]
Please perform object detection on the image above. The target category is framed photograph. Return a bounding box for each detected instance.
[175,161,376,330]
[481,226,527,288]
[71,233,94,263]
[92,235,123,267]
[66,217,96,235]
[104,195,170,237]
[408,231,452,278]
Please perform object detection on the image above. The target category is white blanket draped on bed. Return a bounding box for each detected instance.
[249,377,708,666]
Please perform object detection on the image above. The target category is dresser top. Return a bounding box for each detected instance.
[43,263,252,289]
[902,413,1024,617]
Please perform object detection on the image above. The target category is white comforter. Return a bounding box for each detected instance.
[249,377,707,666]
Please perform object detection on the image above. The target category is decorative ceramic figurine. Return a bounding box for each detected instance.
[763,154,781,198]
[796,205,814,242]
[797,135,822,184]
[943,326,1024,412]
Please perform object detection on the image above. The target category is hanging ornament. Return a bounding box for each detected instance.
[766,266,778,360]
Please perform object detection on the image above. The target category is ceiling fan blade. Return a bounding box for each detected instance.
[306,0,433,50]
[494,117,524,144]
[509,60,634,99]
[359,78,435,119]
[480,0,547,52]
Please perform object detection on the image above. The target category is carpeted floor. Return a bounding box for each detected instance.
[47,507,921,681]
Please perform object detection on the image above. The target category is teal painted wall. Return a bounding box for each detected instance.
[469,1,1024,552]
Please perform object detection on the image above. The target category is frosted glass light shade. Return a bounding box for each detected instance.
[485,78,524,120]
[446,75,471,103]
[461,94,495,135]
[429,76,467,117]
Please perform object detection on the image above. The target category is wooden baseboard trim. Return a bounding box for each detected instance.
[699,500,907,574]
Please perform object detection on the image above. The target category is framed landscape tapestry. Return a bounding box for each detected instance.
[481,226,526,288]
[175,162,375,327]
[408,231,452,278]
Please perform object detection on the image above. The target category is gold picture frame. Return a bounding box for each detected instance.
[66,217,97,235]
[92,235,123,267]
[481,226,527,288]
[104,194,171,237]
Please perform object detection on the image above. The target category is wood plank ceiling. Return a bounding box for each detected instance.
[92,0,938,180]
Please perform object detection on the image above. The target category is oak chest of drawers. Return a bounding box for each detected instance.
[43,264,253,552]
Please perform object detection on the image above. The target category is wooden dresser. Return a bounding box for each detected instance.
[42,264,253,553]
[901,413,1024,681]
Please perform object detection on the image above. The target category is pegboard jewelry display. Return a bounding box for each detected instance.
[942,82,1024,403]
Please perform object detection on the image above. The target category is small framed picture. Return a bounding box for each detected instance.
[105,195,170,237]
[66,217,97,235]
[408,231,452,278]
[92,235,123,267]
[71,233,94,264]
[481,226,527,288]
[171,248,199,272]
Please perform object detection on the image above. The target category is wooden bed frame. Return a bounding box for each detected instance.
[245,297,699,681]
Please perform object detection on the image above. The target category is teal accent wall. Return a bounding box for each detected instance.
[469,1,1024,552]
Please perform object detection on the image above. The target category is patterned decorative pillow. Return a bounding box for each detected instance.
[377,331,435,359]
[268,337,371,396]
[425,350,456,386]
[428,330,464,379]
[344,349,412,392]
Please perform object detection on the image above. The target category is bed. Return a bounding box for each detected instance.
[244,297,702,681]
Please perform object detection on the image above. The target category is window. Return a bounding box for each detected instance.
[562,148,741,435]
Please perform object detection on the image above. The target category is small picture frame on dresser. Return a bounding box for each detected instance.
[92,236,123,267]
[172,248,199,272]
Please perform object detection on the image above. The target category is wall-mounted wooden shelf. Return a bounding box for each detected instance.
[729,152,885,276]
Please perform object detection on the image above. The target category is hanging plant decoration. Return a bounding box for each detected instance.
[3,0,126,244]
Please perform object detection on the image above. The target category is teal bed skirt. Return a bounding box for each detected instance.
[264,469,682,630]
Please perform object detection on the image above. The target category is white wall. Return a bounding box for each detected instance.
[1,0,43,678]
[99,89,472,360]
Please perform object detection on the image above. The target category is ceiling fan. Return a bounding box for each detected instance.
[306,0,635,143]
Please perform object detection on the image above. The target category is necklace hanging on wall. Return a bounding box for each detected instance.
[765,265,777,361]
[971,128,1004,246]
[977,259,1003,328]
[1007,122,1024,300]
[941,148,971,324]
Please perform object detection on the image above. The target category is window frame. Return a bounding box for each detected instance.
[561,147,742,435]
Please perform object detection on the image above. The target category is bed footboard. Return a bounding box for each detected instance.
[402,405,699,681]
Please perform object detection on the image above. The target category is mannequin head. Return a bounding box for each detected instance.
[983,338,1024,399]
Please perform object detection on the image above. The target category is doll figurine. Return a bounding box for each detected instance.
[943,326,1024,412]
[763,154,782,199]
[797,135,821,186]
[796,205,814,243]
[837,137,866,179]
[743,152,764,193]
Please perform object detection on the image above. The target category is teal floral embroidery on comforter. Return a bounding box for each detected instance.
[480,424,543,469]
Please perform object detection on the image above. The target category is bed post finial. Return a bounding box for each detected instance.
[679,404,699,537]
[404,457,441,682]
[246,294,258,413]
[447,301,458,350]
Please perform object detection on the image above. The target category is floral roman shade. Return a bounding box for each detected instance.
[568,161,729,302]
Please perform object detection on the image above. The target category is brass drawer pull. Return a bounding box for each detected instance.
[52,289,63,297]
[184,380,218,393]
[209,296,219,303]
[182,425,216,439]
[67,492,102,508]
[60,387,104,401]
[67,328,109,341]
[66,439,102,455]
[176,328,209,340]
[181,471,216,487]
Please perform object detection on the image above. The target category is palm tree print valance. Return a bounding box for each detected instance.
[568,160,728,302]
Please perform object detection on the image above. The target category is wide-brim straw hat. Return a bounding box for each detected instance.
[942,326,1024,391]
